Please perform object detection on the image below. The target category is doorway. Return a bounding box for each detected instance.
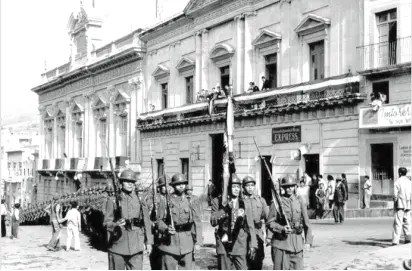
[261,156,273,205]
[220,66,230,89]
[211,134,225,197]
[371,143,394,195]
[304,154,320,181]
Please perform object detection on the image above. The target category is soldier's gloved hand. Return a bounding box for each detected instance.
[237,209,245,218]
[283,225,292,234]
[168,225,176,235]
[145,244,152,254]
[304,243,311,252]
[248,247,257,260]
[116,218,126,227]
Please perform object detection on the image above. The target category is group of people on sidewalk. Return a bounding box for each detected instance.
[1,200,21,239]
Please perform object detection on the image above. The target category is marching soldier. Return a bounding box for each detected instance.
[103,169,153,270]
[185,183,200,263]
[266,175,313,270]
[211,175,257,270]
[242,176,269,270]
[156,173,203,270]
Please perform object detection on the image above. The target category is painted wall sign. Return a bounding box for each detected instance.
[359,103,411,129]
[272,126,301,144]
[399,144,411,176]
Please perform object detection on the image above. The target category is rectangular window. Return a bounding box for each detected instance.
[185,76,194,104]
[309,41,325,81]
[220,66,230,89]
[372,81,389,104]
[76,123,83,157]
[46,128,53,159]
[265,54,277,89]
[376,9,397,66]
[157,159,164,179]
[60,126,65,158]
[161,83,168,109]
[181,158,189,180]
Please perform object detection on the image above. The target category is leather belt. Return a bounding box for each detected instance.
[174,223,193,232]
[254,221,263,229]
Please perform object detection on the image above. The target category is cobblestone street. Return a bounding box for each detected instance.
[1,218,409,270]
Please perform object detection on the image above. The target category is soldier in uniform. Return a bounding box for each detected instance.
[211,175,257,270]
[104,169,153,270]
[135,185,145,201]
[266,175,313,270]
[156,173,203,270]
[242,176,269,270]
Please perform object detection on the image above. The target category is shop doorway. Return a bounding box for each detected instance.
[211,133,225,197]
[304,154,320,181]
[371,143,394,195]
[260,156,273,205]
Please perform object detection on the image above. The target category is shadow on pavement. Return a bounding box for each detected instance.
[367,238,392,243]
[85,234,107,252]
[342,240,391,248]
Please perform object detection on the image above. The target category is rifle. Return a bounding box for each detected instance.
[149,139,157,221]
[160,141,175,233]
[252,137,290,229]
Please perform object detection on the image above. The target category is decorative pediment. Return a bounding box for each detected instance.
[92,96,108,109]
[252,30,281,49]
[67,6,89,34]
[209,44,235,63]
[184,0,218,15]
[112,89,131,104]
[176,57,195,73]
[44,108,54,120]
[152,65,170,81]
[294,14,330,36]
[55,108,65,117]
[71,102,84,114]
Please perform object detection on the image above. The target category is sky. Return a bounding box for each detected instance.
[0,0,189,121]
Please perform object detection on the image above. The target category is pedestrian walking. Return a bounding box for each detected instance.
[45,194,63,251]
[392,167,411,245]
[104,169,153,270]
[315,183,326,219]
[363,175,372,209]
[11,203,20,239]
[59,201,81,251]
[1,199,9,237]
[210,175,257,270]
[326,175,336,209]
[266,175,312,270]
[156,173,203,270]
[333,178,347,224]
[242,176,269,270]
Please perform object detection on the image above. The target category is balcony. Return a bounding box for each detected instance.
[357,37,411,74]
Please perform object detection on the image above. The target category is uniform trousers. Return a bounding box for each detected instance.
[271,247,303,270]
[149,245,162,270]
[66,224,81,251]
[1,215,6,237]
[392,208,411,244]
[247,238,265,270]
[47,220,61,249]
[217,253,247,270]
[108,251,143,270]
[363,193,371,209]
[161,251,192,270]
[333,203,345,223]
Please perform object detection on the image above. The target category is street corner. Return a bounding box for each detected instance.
[344,244,411,270]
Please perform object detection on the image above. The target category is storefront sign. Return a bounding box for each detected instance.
[272,126,301,144]
[359,103,411,129]
[399,145,411,176]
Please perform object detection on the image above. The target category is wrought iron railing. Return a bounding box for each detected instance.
[357,36,411,71]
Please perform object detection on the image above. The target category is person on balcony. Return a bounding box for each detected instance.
[369,92,386,112]
[261,76,270,91]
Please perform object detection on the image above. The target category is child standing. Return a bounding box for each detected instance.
[60,201,81,251]
[315,183,326,219]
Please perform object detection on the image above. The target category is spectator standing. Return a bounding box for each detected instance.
[1,199,9,237]
[326,175,336,209]
[261,76,270,91]
[363,176,372,209]
[315,183,326,219]
[11,203,20,239]
[309,173,318,209]
[392,167,411,245]
[45,194,63,251]
[296,180,310,208]
[333,178,347,224]
[318,175,327,191]
[60,201,82,251]
[207,179,215,208]
[341,174,349,207]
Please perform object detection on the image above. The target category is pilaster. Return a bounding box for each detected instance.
[64,100,71,158]
[85,93,94,158]
[53,105,58,159]
[243,11,256,90]
[108,86,116,158]
[195,31,202,94]
[201,29,209,91]
[129,77,141,163]
[235,15,245,94]
[38,106,45,162]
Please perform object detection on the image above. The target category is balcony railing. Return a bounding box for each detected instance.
[357,37,411,71]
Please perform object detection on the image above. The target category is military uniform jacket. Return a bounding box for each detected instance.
[243,194,269,242]
[103,191,153,255]
[211,195,258,256]
[157,192,203,256]
[267,194,313,253]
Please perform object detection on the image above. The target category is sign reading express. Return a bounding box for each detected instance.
[272,126,301,144]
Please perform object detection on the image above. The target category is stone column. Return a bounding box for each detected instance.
[201,29,209,92]
[235,15,245,95]
[244,11,256,89]
[324,28,330,78]
[38,106,45,163]
[64,100,71,159]
[108,86,116,158]
[195,31,202,94]
[129,77,140,163]
[53,105,58,160]
[85,93,94,159]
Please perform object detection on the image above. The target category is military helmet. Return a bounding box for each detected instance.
[157,175,171,187]
[171,173,188,186]
[280,175,297,187]
[105,184,114,192]
[231,174,242,185]
[119,169,138,182]
[185,184,193,191]
[242,176,256,186]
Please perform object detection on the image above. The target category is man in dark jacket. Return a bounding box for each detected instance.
[333,178,347,224]
[341,174,349,204]
[261,76,270,91]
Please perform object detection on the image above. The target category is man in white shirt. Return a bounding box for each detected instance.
[392,167,411,245]
[326,175,336,209]
[1,199,9,237]
[363,176,372,209]
[60,201,81,251]
[11,203,20,239]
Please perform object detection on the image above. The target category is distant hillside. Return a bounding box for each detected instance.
[1,113,39,127]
